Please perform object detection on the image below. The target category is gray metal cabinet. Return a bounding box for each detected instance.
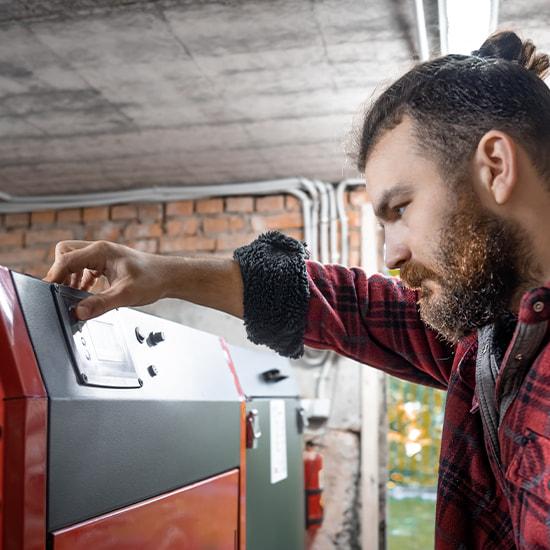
[229,345,306,550]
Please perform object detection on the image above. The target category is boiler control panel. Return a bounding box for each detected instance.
[53,284,141,389]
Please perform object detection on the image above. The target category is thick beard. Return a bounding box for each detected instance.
[401,199,536,344]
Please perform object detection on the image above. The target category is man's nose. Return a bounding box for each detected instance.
[384,236,411,270]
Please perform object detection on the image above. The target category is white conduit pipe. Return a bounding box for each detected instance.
[336,181,350,266]
[0,175,324,260]
[315,349,336,399]
[287,188,312,252]
[0,178,306,212]
[297,180,330,366]
[0,174,321,262]
[0,175,325,263]
[0,176,357,267]
[311,178,367,385]
[298,178,320,261]
[314,182,337,386]
[336,178,366,266]
[314,180,330,264]
[0,177,323,261]
[489,0,499,34]
[325,182,339,264]
[308,181,340,375]
[414,0,431,61]
[0,177,320,256]
[438,0,449,55]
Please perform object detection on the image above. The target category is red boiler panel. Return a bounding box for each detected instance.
[0,266,48,550]
[51,470,240,550]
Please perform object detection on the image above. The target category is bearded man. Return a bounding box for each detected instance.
[45,31,550,549]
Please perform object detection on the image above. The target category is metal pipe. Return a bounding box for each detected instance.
[336,178,365,266]
[314,180,329,263]
[489,0,499,34]
[315,352,336,399]
[414,0,431,61]
[298,179,320,260]
[336,181,349,265]
[0,178,306,213]
[438,0,449,55]
[287,188,312,251]
[325,182,339,264]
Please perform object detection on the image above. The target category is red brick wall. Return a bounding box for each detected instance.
[0,189,367,277]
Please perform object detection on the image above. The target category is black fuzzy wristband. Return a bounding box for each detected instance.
[233,231,310,359]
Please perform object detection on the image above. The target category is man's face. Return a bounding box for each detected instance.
[365,118,535,343]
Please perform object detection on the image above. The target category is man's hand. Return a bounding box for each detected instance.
[44,240,169,320]
[44,240,245,321]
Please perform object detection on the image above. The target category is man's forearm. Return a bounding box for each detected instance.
[159,255,244,319]
[44,233,306,355]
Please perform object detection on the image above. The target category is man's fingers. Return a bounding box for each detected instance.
[54,240,94,258]
[70,272,80,289]
[80,269,99,291]
[75,284,130,321]
[43,240,138,320]
[45,242,108,284]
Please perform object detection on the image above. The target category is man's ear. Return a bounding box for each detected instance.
[474,130,518,205]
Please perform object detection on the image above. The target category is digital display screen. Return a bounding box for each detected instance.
[86,319,125,363]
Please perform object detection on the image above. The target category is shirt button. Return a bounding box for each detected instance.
[533,301,544,313]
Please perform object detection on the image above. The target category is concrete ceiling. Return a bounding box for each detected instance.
[0,0,548,197]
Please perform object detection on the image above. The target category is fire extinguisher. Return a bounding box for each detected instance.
[304,441,324,533]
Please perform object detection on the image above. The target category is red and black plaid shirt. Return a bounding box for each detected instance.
[304,261,550,550]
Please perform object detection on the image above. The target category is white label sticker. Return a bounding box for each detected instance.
[270,399,288,484]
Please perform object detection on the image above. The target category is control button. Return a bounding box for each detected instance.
[135,327,145,344]
[148,365,159,377]
[533,301,544,313]
[147,331,165,346]
[262,368,288,383]
[81,336,86,346]
[84,349,91,360]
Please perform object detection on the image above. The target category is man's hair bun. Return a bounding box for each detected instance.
[472,31,550,79]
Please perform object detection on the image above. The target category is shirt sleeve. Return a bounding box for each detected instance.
[304,260,454,389]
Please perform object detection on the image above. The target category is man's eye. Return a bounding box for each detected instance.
[394,204,408,217]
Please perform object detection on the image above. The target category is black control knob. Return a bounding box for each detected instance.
[147,331,165,346]
[135,327,145,344]
[261,368,288,382]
